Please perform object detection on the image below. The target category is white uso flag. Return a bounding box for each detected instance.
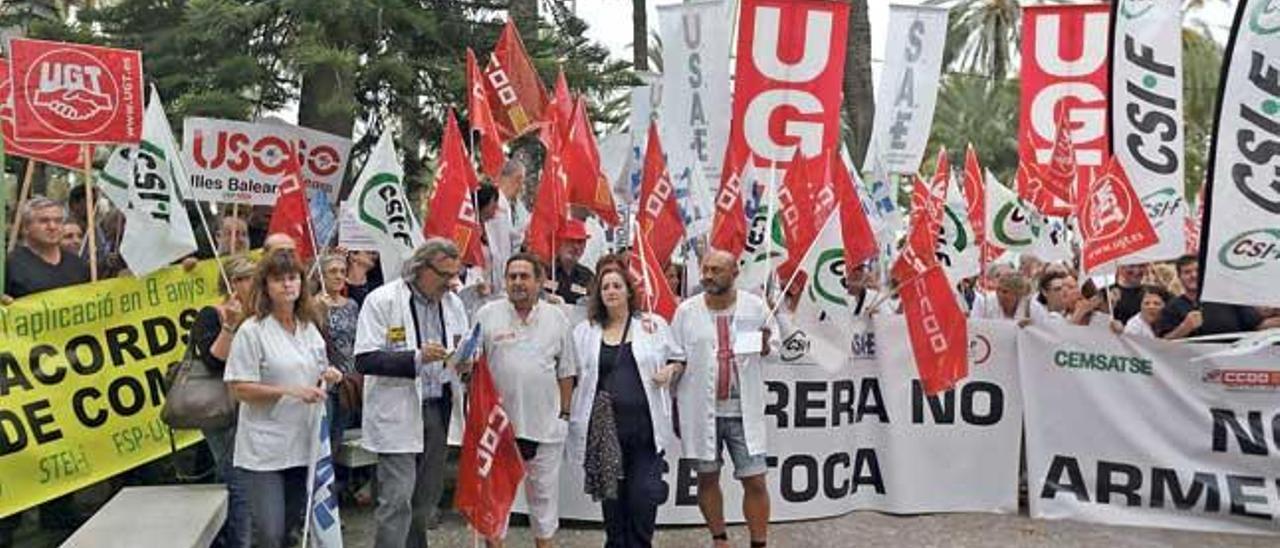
[349,131,424,280]
[1110,0,1186,263]
[984,169,1040,251]
[120,88,197,276]
[789,211,853,372]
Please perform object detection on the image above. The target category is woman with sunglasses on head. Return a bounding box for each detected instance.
[567,264,678,547]
[224,249,343,548]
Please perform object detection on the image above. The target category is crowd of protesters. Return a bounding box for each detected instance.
[4,153,1279,548]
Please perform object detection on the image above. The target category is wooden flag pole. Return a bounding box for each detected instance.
[7,159,36,252]
[83,149,98,281]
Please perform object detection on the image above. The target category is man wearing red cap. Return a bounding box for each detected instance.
[548,219,595,305]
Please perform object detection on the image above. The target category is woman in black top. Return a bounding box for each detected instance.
[569,264,679,548]
[190,255,256,548]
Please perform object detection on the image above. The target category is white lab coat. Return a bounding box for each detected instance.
[566,314,679,464]
[353,278,470,453]
[669,291,773,461]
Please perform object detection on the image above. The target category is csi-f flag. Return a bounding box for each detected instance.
[792,211,855,372]
[985,169,1041,251]
[349,131,424,280]
[120,88,197,276]
[1197,0,1280,307]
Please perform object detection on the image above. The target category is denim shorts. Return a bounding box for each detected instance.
[694,416,768,479]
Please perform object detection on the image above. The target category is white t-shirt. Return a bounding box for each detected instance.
[474,299,578,443]
[1123,315,1156,338]
[224,316,328,471]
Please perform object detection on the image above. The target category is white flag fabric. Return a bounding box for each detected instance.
[349,131,424,280]
[865,5,949,172]
[119,88,198,277]
[658,0,731,186]
[984,170,1040,251]
[941,182,981,280]
[303,401,343,548]
[789,211,853,372]
[736,163,785,293]
[1110,0,1186,263]
[97,146,134,211]
[1033,216,1074,265]
[1199,0,1280,308]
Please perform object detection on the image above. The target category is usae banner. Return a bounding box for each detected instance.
[0,261,218,518]
[1199,0,1280,308]
[865,4,949,174]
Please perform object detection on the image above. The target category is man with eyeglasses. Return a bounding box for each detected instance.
[355,238,472,548]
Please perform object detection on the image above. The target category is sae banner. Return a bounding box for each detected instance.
[542,318,1022,523]
[1019,325,1280,535]
[865,4,948,174]
[0,260,218,518]
[1109,0,1187,264]
[1200,0,1280,308]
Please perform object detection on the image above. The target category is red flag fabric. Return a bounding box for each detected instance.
[466,49,505,180]
[563,98,619,226]
[425,111,486,267]
[1043,105,1076,203]
[7,38,144,144]
[524,123,568,264]
[267,154,316,261]
[892,212,939,285]
[1016,154,1072,217]
[832,153,878,268]
[899,265,969,395]
[777,149,821,276]
[454,356,525,540]
[1076,156,1159,274]
[709,140,750,257]
[911,148,950,228]
[636,121,685,268]
[628,233,678,321]
[0,58,89,168]
[549,70,573,139]
[484,21,548,141]
[962,145,1004,270]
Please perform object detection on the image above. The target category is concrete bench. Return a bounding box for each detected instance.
[60,485,226,548]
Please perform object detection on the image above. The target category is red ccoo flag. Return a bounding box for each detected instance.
[1043,104,1076,203]
[899,265,969,395]
[549,70,573,141]
[636,121,685,269]
[628,232,678,321]
[831,152,878,268]
[425,110,486,267]
[564,97,619,226]
[454,355,525,540]
[1075,156,1159,274]
[267,154,316,261]
[524,123,569,264]
[709,139,750,257]
[962,145,1003,271]
[484,21,548,141]
[911,148,950,229]
[466,49,505,180]
[777,150,823,277]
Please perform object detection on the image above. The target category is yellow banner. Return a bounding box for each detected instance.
[0,259,222,518]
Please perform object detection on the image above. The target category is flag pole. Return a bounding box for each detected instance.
[191,199,234,296]
[305,197,328,296]
[764,159,778,297]
[763,211,830,326]
[83,148,98,281]
[7,159,35,252]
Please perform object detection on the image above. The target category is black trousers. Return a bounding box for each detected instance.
[600,431,663,548]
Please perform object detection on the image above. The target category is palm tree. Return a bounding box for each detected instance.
[931,0,1022,83]
[926,75,1021,182]
[1181,23,1223,201]
[844,0,875,166]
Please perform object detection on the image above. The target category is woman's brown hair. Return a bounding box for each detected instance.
[250,248,322,326]
[586,264,640,326]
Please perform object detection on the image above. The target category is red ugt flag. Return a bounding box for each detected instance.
[484,21,548,142]
[0,58,89,169]
[425,110,486,267]
[267,154,316,261]
[7,38,144,144]
[1076,156,1158,274]
[466,48,505,180]
[899,265,969,395]
[637,121,685,269]
[455,356,525,540]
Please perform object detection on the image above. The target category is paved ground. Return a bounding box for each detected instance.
[14,503,1275,547]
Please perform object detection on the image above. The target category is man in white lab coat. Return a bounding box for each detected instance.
[656,249,775,548]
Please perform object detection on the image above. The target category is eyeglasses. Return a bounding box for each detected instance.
[427,262,460,279]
